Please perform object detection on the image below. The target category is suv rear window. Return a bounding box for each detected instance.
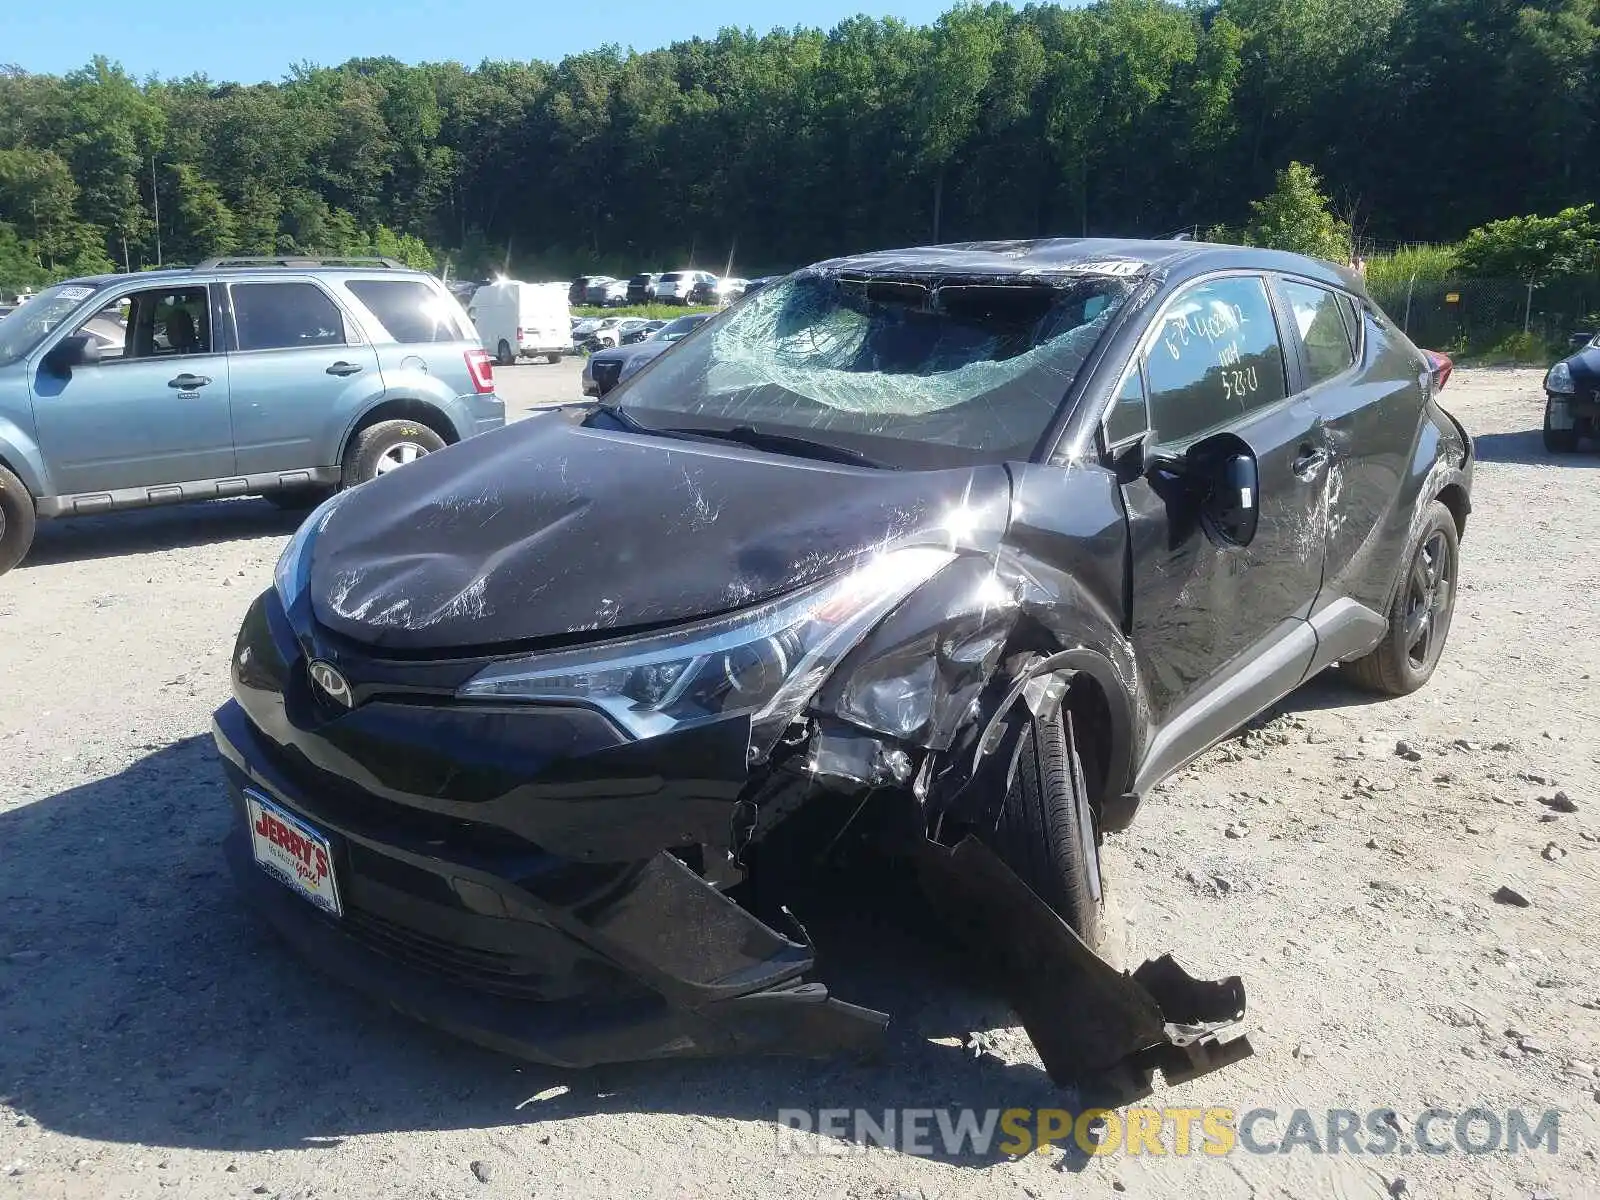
[660,273,684,283]
[232,282,346,351]
[347,279,466,344]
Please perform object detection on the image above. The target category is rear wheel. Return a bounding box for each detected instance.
[1346,500,1459,696]
[984,706,1103,948]
[0,462,37,576]
[496,339,515,367]
[546,352,563,365]
[1544,401,1579,453]
[341,420,447,488]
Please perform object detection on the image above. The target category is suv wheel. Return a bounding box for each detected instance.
[984,706,1104,948]
[1544,401,1580,453]
[1346,500,1459,696]
[342,420,447,488]
[0,462,37,576]
[496,339,515,367]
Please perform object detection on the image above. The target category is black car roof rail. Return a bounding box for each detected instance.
[195,255,408,270]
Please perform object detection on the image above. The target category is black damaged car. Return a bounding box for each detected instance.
[213,238,1472,1100]
[1543,328,1600,452]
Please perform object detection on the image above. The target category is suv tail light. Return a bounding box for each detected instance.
[516,327,524,340]
[465,349,495,394]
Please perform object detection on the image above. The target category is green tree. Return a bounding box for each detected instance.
[1453,205,1600,280]
[1243,161,1351,261]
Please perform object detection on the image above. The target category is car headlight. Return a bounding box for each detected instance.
[273,492,347,610]
[1546,361,1576,395]
[457,546,957,760]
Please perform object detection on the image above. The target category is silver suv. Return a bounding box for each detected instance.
[0,256,504,575]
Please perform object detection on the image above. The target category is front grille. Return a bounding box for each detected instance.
[338,906,555,998]
[591,361,623,392]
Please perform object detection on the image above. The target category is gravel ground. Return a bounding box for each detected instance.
[1,367,1596,1199]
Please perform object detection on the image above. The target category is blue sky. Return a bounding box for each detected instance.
[0,1,957,82]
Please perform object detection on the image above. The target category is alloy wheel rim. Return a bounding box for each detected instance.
[1403,531,1453,670]
[375,442,428,476]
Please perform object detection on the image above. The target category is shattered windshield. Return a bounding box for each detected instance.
[613,270,1133,463]
[0,282,102,366]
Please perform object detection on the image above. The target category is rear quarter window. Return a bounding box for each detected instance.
[347,279,469,344]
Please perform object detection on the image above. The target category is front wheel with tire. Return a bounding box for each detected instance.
[1544,401,1579,453]
[983,706,1103,948]
[341,420,447,488]
[1345,500,1460,696]
[0,462,38,576]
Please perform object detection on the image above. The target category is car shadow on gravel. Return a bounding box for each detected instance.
[0,737,1086,1170]
[21,499,307,567]
[1470,429,1600,466]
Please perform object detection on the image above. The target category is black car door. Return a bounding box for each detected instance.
[1107,273,1332,791]
[1271,276,1422,666]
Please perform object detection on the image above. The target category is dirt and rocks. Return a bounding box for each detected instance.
[1,366,1596,1199]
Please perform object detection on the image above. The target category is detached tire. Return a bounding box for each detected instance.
[496,339,515,367]
[0,462,36,576]
[1544,402,1579,454]
[986,707,1104,949]
[1346,500,1459,696]
[546,352,563,365]
[341,420,447,488]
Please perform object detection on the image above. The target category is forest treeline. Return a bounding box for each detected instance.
[1,0,1595,287]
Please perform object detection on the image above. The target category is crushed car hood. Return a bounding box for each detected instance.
[310,417,1011,650]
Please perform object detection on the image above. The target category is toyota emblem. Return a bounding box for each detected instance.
[308,660,354,708]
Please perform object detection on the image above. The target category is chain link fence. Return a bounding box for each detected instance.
[1366,275,1600,359]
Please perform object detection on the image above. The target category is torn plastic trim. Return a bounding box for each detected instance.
[914,835,1254,1104]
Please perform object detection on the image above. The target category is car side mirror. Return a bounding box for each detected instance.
[43,334,100,377]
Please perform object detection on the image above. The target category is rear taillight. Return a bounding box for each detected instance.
[1424,349,1453,391]
[516,326,524,339]
[465,349,495,394]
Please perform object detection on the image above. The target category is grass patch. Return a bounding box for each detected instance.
[1364,244,1459,291]
[573,303,719,319]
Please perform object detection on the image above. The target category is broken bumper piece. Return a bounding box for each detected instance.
[916,835,1253,1104]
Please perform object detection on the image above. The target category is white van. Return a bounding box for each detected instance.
[467,280,574,364]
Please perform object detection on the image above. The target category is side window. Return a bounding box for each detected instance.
[1143,275,1287,446]
[346,280,465,344]
[1281,280,1355,387]
[231,282,346,352]
[1103,365,1148,446]
[93,287,210,360]
[1336,293,1363,355]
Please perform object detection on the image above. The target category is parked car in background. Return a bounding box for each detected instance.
[575,316,630,351]
[0,305,14,321]
[467,279,573,364]
[212,237,1471,1099]
[569,276,609,306]
[1542,329,1600,452]
[627,273,662,305]
[688,274,721,305]
[741,276,778,297]
[584,277,629,307]
[581,312,712,397]
[621,319,666,345]
[713,278,749,304]
[653,270,716,305]
[0,255,504,575]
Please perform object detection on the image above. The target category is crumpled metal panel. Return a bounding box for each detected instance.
[309,416,1011,650]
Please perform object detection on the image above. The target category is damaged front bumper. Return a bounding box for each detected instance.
[215,590,1251,1101]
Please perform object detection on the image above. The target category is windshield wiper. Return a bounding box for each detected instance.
[659,424,894,470]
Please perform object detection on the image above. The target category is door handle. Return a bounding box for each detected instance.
[326,361,363,377]
[1292,446,1328,479]
[168,373,211,390]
